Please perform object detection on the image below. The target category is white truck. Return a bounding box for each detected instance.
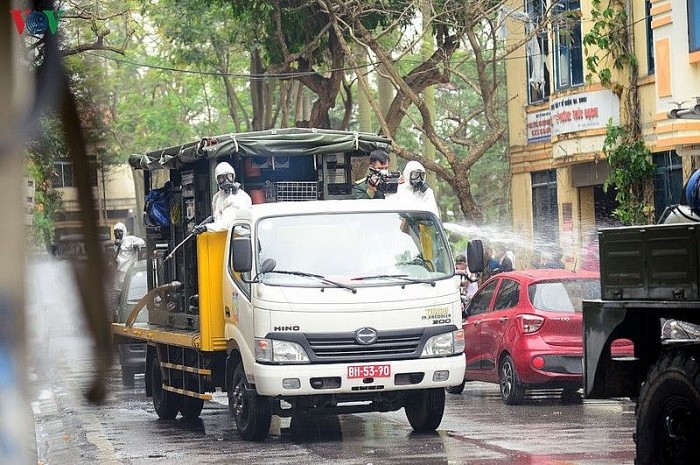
[113,129,465,440]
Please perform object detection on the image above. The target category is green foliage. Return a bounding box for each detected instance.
[584,0,653,225]
[583,0,632,86]
[602,121,654,225]
[25,154,62,249]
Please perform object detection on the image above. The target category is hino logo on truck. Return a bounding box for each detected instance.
[274,326,300,331]
[355,327,378,345]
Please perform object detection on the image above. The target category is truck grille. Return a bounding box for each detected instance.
[306,330,424,362]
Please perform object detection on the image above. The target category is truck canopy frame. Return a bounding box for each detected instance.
[129,128,392,171]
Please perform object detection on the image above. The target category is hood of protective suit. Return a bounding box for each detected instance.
[114,222,127,234]
[215,162,236,193]
[215,162,235,179]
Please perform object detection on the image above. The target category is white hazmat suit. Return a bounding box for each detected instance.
[112,222,145,291]
[393,160,439,217]
[205,162,252,232]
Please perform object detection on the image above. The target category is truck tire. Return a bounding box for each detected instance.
[499,354,525,405]
[446,382,465,395]
[404,388,445,432]
[179,396,204,420]
[151,359,179,420]
[228,362,271,441]
[635,349,700,465]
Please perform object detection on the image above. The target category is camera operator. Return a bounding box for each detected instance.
[352,149,400,199]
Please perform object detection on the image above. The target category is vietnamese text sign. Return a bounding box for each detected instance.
[527,109,552,144]
[550,89,620,137]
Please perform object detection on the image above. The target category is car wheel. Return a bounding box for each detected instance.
[404,388,445,432]
[499,354,525,405]
[228,362,271,441]
[635,349,700,465]
[446,382,465,395]
[151,358,179,419]
[179,396,204,420]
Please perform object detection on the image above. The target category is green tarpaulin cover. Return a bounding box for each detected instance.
[129,128,391,171]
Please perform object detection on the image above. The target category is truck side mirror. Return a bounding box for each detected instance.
[232,236,252,273]
[467,239,484,273]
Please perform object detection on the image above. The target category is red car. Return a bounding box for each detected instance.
[448,269,632,404]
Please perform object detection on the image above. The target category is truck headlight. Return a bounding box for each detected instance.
[421,329,464,357]
[255,338,310,364]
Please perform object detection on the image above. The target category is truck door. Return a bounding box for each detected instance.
[224,224,254,347]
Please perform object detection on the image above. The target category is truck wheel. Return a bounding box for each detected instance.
[499,354,525,405]
[151,359,179,420]
[228,362,271,441]
[446,382,465,395]
[635,349,700,465]
[404,388,445,432]
[179,396,204,420]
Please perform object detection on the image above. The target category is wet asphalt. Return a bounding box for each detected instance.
[27,258,637,464]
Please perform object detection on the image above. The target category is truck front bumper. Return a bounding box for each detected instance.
[252,355,466,397]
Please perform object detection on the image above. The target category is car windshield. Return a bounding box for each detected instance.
[256,211,451,287]
[528,279,600,313]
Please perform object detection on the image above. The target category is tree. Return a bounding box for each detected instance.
[21,1,140,248]
[320,0,514,222]
[584,0,654,225]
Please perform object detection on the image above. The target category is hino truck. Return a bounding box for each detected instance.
[112,128,465,440]
[582,209,700,464]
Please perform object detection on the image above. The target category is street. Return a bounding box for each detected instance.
[28,257,637,464]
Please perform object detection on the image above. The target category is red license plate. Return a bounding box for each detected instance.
[347,364,391,379]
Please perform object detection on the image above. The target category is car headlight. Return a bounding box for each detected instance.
[255,338,310,364]
[421,329,464,357]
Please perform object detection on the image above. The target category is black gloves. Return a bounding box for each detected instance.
[193,224,207,235]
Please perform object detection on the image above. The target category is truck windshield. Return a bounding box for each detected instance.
[256,211,451,287]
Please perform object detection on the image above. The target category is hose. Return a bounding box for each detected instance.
[124,281,182,328]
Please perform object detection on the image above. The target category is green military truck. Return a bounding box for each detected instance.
[583,222,700,464]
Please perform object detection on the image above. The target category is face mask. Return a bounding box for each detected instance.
[410,171,428,193]
[217,173,235,193]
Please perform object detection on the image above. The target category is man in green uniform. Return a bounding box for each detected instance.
[352,149,391,199]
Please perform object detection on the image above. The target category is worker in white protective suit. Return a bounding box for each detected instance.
[112,222,146,290]
[392,160,440,217]
[194,161,252,234]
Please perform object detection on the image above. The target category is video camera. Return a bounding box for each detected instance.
[368,167,401,194]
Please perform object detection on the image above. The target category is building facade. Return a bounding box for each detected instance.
[503,0,700,268]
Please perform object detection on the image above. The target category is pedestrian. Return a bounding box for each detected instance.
[580,231,600,271]
[112,222,145,319]
[194,161,252,234]
[495,244,514,273]
[392,160,439,217]
[455,254,478,300]
[543,246,565,269]
[352,149,393,199]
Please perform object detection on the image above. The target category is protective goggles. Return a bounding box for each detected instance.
[217,173,235,183]
[409,170,426,182]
